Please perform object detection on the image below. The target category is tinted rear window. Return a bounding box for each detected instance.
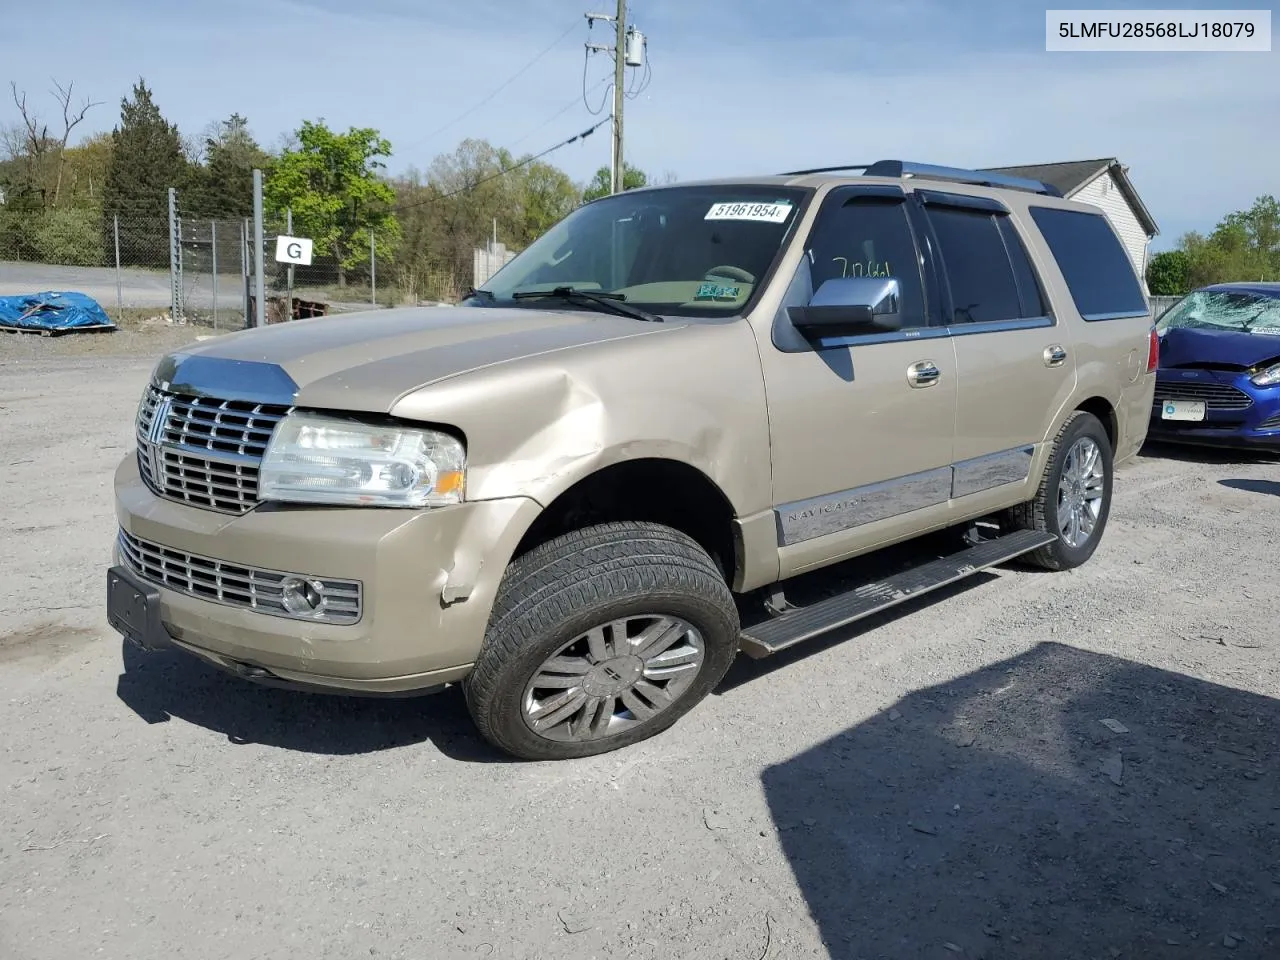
[1028,207,1148,321]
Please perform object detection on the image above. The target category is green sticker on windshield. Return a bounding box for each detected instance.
[695,282,741,301]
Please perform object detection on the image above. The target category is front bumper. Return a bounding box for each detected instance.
[1148,374,1280,451]
[1147,411,1280,451]
[110,454,541,694]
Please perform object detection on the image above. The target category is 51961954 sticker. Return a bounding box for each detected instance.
[704,201,793,223]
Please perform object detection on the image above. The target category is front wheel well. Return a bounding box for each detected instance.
[512,459,739,583]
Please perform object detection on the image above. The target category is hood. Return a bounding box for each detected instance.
[1158,325,1280,371]
[153,305,679,412]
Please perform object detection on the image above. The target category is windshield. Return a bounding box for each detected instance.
[1157,289,1280,335]
[471,184,810,317]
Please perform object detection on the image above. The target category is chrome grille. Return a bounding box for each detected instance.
[117,529,362,624]
[1259,411,1280,430]
[136,384,291,514]
[1153,380,1253,411]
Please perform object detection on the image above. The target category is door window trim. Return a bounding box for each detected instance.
[770,183,949,352]
[912,190,1058,338]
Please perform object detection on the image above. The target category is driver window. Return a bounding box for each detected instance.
[806,196,928,329]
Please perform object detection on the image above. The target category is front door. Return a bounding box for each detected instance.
[753,186,959,576]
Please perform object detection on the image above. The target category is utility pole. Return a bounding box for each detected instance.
[585,2,645,195]
[611,0,626,195]
[252,168,266,329]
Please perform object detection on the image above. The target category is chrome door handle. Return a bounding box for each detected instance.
[1044,344,1068,367]
[907,360,940,388]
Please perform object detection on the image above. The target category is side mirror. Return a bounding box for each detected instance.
[787,276,902,337]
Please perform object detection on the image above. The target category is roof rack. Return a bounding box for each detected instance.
[778,163,871,176]
[780,160,1062,197]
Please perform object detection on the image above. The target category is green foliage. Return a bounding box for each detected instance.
[0,207,103,265]
[515,160,579,243]
[60,133,114,207]
[1146,250,1190,296]
[582,163,648,202]
[101,79,191,264]
[1176,195,1280,288]
[265,120,399,284]
[188,113,272,218]
[0,209,38,260]
[386,139,584,302]
[31,207,104,266]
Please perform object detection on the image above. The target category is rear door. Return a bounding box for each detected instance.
[912,190,1076,502]
[755,184,959,575]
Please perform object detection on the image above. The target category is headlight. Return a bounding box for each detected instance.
[1251,362,1280,387]
[259,412,465,507]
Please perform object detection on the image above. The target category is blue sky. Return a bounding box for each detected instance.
[5,0,1277,249]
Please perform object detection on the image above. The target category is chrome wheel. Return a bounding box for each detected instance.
[521,615,705,743]
[1057,436,1106,548]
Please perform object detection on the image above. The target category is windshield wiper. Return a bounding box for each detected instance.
[510,286,662,323]
[463,287,495,302]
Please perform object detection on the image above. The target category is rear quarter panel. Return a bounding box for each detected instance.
[1006,193,1155,464]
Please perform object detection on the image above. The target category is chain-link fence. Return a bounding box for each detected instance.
[253,212,387,321]
[2,180,522,330]
[173,216,252,330]
[0,209,176,321]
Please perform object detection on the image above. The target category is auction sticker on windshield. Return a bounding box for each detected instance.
[705,201,793,223]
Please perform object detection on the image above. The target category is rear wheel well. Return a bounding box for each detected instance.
[513,459,738,583]
[1074,396,1117,450]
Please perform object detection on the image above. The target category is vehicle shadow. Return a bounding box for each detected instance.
[1220,478,1280,498]
[115,640,511,763]
[761,643,1280,959]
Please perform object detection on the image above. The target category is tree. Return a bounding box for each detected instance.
[511,159,578,245]
[6,79,101,208]
[188,113,272,217]
[1146,250,1190,296]
[101,79,191,262]
[582,163,648,202]
[386,139,582,302]
[265,120,400,286]
[1176,195,1280,287]
[59,133,114,207]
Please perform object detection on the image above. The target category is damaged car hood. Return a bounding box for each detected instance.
[1158,326,1280,371]
[151,306,679,411]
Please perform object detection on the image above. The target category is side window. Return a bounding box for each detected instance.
[806,195,928,329]
[925,205,1024,324]
[997,217,1050,318]
[1028,206,1148,320]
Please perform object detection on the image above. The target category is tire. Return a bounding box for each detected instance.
[463,521,741,761]
[1009,410,1114,571]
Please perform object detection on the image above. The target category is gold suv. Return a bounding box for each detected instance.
[108,160,1158,760]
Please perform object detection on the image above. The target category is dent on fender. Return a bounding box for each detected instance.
[395,363,740,508]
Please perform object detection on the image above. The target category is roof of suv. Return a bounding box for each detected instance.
[610,160,1067,201]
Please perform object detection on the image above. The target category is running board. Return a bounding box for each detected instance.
[738,529,1057,658]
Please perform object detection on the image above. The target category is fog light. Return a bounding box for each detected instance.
[280,577,327,616]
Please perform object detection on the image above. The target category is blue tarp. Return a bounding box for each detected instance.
[0,290,116,333]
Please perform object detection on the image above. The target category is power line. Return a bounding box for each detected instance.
[98,114,613,221]
[582,46,612,115]
[399,19,581,154]
[392,116,611,213]
[511,77,609,150]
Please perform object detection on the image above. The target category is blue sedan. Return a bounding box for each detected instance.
[1148,282,1280,450]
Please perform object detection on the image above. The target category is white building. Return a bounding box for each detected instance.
[982,158,1159,291]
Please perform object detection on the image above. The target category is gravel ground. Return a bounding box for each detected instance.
[1,332,1278,960]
